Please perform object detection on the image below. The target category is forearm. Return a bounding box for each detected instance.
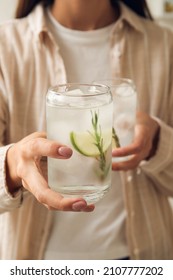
[0,145,23,213]
[5,144,22,195]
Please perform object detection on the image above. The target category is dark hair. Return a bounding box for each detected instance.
[15,0,152,20]
[111,0,153,20]
[15,0,54,18]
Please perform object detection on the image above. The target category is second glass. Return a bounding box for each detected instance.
[46,83,113,204]
[94,78,137,162]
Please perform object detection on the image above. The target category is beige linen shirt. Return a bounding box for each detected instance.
[0,3,173,260]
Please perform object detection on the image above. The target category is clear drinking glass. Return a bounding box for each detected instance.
[93,79,137,162]
[46,83,113,204]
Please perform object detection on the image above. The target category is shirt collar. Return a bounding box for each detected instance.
[28,4,49,41]
[117,2,146,34]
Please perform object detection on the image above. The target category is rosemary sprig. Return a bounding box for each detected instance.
[112,127,121,148]
[89,111,108,179]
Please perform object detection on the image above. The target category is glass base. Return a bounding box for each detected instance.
[51,185,110,204]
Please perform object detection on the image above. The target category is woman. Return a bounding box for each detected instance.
[0,0,173,259]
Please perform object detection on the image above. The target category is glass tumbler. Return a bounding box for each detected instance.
[46,83,113,204]
[93,78,137,162]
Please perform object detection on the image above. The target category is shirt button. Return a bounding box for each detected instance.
[127,175,133,182]
[113,47,121,58]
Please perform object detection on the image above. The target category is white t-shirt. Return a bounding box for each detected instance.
[44,9,129,260]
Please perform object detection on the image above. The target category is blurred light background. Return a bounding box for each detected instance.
[0,0,18,23]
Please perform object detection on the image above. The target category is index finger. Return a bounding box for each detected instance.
[112,142,140,157]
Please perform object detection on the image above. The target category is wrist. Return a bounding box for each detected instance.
[5,145,22,195]
[146,124,160,160]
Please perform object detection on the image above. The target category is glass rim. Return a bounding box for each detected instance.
[93,78,136,87]
[47,83,111,97]
[92,78,136,98]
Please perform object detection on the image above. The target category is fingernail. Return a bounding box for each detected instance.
[58,147,72,157]
[72,201,87,211]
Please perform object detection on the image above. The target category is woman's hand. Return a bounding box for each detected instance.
[6,132,95,212]
[112,112,160,171]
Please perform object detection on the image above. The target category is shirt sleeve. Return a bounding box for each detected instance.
[0,66,23,213]
[140,29,173,196]
[0,145,23,213]
[140,118,173,196]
